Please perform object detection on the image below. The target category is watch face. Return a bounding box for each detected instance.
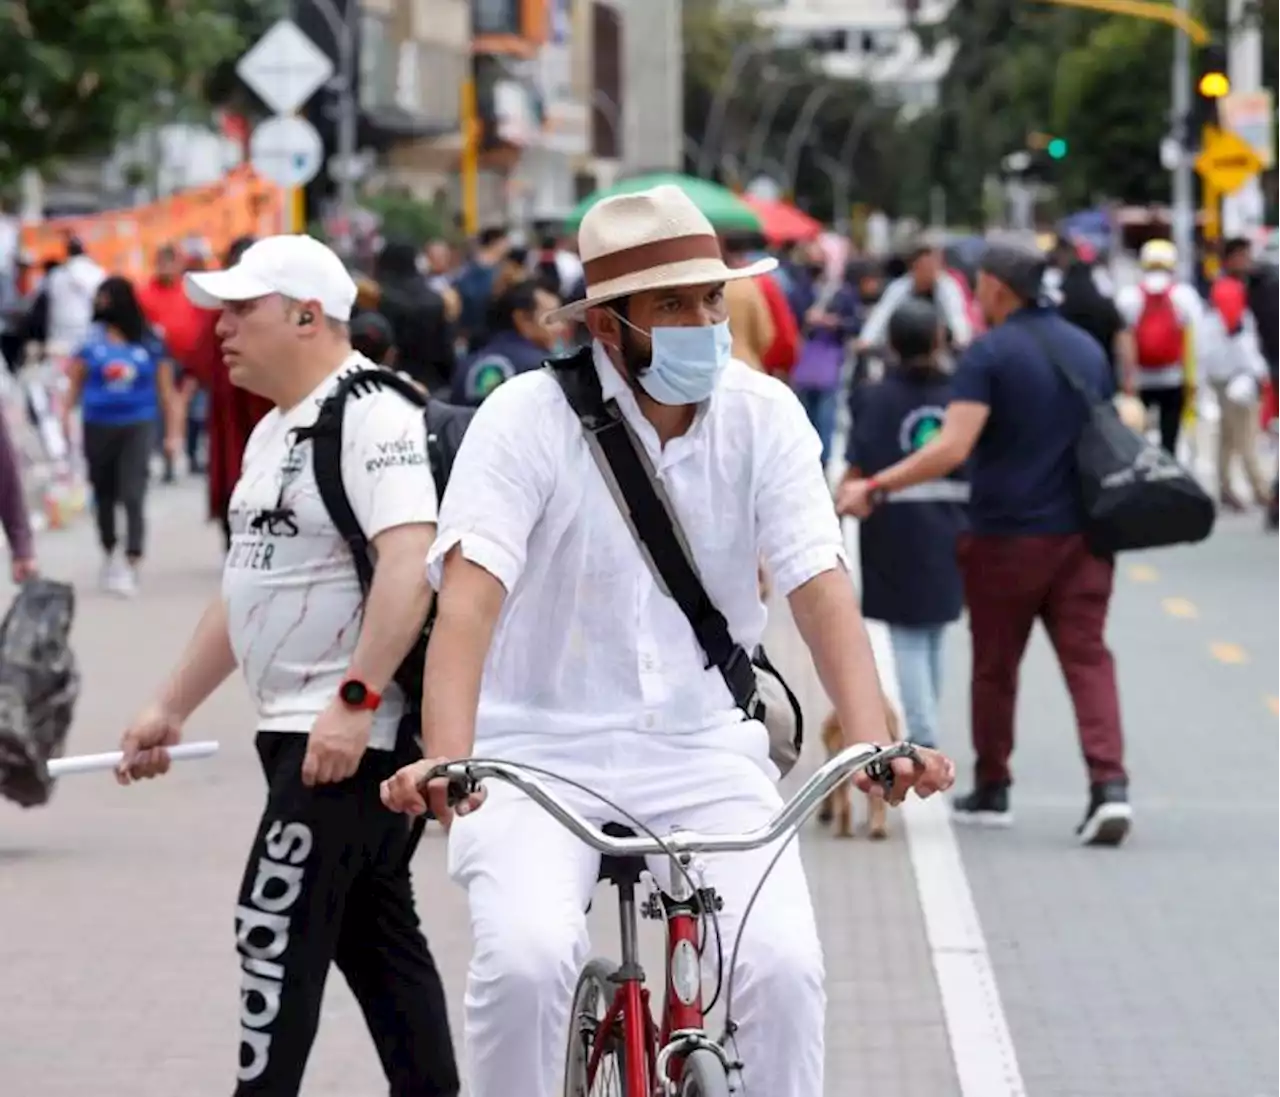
[340,680,367,706]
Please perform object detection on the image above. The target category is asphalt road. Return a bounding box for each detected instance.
[0,477,1274,1097]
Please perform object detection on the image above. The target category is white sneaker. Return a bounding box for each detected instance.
[104,557,137,598]
[99,556,118,593]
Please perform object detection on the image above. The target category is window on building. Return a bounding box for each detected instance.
[473,0,521,36]
[359,13,396,109]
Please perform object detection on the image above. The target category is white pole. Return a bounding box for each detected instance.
[1170,0,1195,285]
[47,741,220,778]
[1221,0,1265,240]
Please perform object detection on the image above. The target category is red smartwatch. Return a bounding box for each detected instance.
[338,678,382,712]
[866,477,889,509]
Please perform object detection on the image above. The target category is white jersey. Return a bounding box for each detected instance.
[223,354,437,749]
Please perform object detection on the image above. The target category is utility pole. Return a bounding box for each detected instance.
[1221,0,1265,238]
[1170,0,1195,285]
[293,0,357,248]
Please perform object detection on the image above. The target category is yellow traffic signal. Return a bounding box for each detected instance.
[1199,71,1230,98]
[1198,43,1230,99]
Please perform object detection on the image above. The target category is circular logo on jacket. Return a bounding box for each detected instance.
[898,405,946,454]
[467,355,514,401]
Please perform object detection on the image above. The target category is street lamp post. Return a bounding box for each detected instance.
[1170,0,1195,284]
[782,84,837,198]
[744,75,801,182]
[697,41,766,180]
[829,104,879,224]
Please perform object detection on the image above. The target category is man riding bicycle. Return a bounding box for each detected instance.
[382,185,955,1097]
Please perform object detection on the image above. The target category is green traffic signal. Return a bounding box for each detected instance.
[1047,138,1068,159]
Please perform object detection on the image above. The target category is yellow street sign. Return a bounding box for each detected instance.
[1195,127,1263,195]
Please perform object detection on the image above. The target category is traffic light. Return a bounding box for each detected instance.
[1198,42,1230,100]
[1047,137,1068,160]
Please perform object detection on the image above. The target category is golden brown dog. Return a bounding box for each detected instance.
[818,703,903,839]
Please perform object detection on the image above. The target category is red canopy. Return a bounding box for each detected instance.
[741,196,823,245]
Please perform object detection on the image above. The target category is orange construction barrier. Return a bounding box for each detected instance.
[19,166,288,280]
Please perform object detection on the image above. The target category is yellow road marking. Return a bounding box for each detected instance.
[1161,597,1199,619]
[1266,696,1278,717]
[1128,564,1159,583]
[1209,642,1249,665]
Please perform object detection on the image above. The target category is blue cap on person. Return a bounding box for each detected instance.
[183,234,358,321]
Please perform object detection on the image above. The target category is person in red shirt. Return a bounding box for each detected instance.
[137,243,205,480]
[758,267,800,376]
[180,236,273,549]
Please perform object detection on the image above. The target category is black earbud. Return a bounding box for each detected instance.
[298,309,315,326]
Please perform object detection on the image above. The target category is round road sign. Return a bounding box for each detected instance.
[250,116,325,188]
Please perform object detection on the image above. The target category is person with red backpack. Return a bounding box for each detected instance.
[1115,239,1204,454]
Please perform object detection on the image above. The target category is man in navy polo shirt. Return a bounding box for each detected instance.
[839,241,1131,847]
[452,280,565,406]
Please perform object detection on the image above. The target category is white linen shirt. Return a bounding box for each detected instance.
[426,343,847,765]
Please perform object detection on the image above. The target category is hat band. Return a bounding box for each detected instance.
[583,233,723,288]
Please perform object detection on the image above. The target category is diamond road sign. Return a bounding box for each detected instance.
[1195,127,1263,196]
[236,19,334,117]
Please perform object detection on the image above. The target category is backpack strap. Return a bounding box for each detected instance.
[295,367,429,599]
[544,349,762,720]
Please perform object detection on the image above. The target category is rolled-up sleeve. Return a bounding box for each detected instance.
[425,374,556,593]
[755,387,848,596]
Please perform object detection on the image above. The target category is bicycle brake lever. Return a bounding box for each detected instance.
[445,772,479,807]
[864,742,923,793]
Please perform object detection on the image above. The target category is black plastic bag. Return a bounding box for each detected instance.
[0,579,80,808]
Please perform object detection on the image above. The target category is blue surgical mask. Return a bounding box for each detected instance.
[612,314,733,406]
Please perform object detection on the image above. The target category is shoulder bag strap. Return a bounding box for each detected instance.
[1022,318,1098,409]
[545,354,761,717]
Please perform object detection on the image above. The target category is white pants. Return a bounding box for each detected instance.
[446,737,825,1097]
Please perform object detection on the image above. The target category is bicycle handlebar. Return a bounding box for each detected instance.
[421,741,922,857]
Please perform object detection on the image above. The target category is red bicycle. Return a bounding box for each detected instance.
[430,740,917,1095]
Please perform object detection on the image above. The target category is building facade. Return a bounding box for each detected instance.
[296,0,468,220]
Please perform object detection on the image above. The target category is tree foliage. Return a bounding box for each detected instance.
[0,0,248,185]
[681,0,909,221]
[1053,16,1173,208]
[684,0,1279,224]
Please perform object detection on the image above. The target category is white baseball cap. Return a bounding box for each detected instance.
[184,234,358,321]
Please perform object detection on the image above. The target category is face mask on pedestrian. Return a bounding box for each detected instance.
[609,310,733,405]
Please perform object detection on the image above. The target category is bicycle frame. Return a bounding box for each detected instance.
[430,744,922,1095]
[587,850,716,1097]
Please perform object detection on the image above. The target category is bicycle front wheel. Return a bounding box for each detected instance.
[563,958,630,1095]
[679,1048,732,1096]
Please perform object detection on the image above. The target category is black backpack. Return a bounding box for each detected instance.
[296,367,475,707]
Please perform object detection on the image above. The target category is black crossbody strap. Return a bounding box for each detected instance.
[547,354,760,715]
[1024,319,1099,409]
[295,367,430,702]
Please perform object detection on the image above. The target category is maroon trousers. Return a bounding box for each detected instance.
[957,533,1126,787]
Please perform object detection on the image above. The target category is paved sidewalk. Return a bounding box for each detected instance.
[0,480,957,1096]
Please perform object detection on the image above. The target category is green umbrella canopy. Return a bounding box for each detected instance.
[564,173,763,233]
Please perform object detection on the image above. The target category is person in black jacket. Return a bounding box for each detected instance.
[373,239,456,394]
[844,298,967,749]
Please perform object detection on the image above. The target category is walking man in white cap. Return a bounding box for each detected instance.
[115,235,459,1097]
[380,186,955,1096]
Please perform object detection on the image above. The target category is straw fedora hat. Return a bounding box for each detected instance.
[544,184,777,323]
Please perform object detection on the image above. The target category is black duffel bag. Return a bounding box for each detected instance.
[1031,324,1216,555]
